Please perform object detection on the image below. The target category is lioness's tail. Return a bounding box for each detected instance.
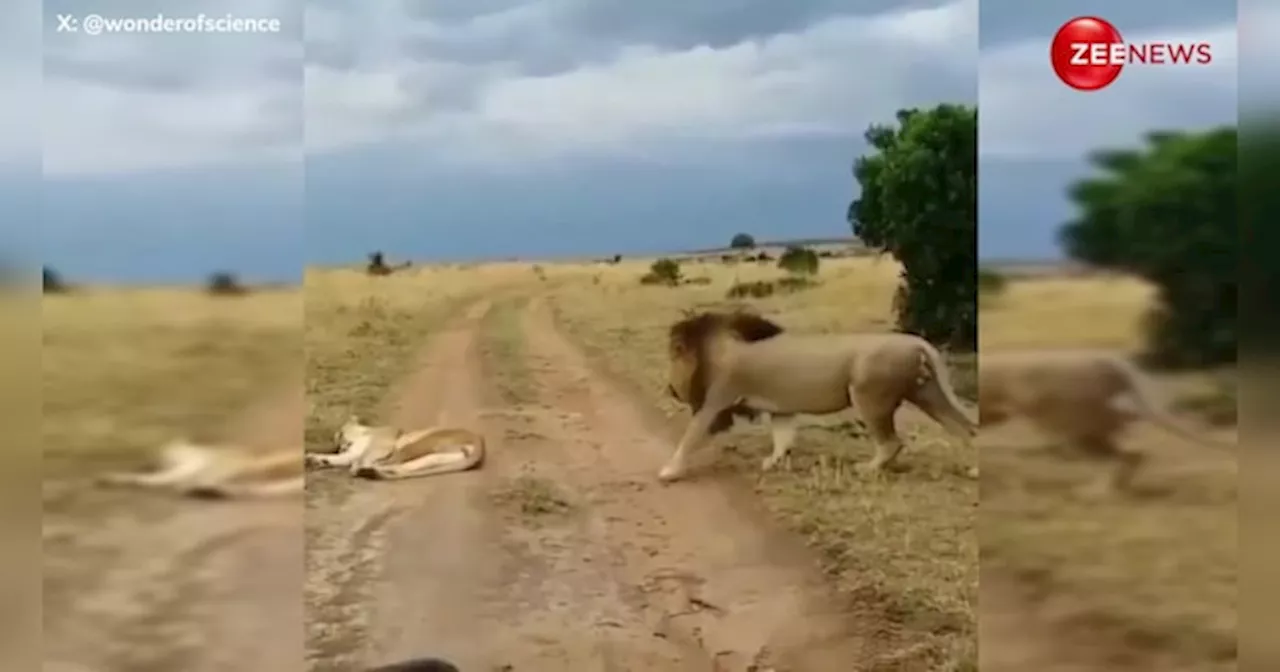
[916,342,978,438]
[1111,358,1235,451]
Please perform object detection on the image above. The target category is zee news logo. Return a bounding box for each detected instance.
[1050,16,1213,91]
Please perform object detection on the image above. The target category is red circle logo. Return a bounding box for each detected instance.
[1050,16,1124,91]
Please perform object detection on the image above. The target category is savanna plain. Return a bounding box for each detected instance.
[42,285,304,672]
[39,251,1234,672]
[304,251,978,672]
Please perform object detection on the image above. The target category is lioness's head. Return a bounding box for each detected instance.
[333,414,369,452]
[666,309,784,433]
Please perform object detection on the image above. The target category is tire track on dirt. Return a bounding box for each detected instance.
[307,298,705,671]
[503,297,909,671]
[44,382,304,672]
[306,300,501,670]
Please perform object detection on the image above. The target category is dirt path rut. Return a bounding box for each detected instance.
[308,296,897,671]
[43,382,304,672]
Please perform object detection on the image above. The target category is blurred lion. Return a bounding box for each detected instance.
[306,415,484,480]
[96,440,301,499]
[661,309,976,482]
[979,349,1234,492]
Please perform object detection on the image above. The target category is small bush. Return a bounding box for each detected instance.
[730,233,756,249]
[726,280,775,299]
[778,246,820,275]
[682,276,712,286]
[978,268,1007,297]
[206,271,247,296]
[366,251,391,276]
[640,258,681,286]
[43,266,68,294]
[775,276,819,293]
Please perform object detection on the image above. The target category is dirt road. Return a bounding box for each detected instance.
[307,297,919,671]
[43,383,304,672]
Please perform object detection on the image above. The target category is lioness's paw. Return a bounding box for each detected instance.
[657,464,683,483]
[855,462,885,478]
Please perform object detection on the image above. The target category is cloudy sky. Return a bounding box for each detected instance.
[979,0,1240,261]
[305,0,977,266]
[30,0,976,282]
[37,0,303,283]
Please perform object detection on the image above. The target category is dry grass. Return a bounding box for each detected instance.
[42,288,301,490]
[40,286,301,623]
[490,474,575,520]
[979,273,1237,670]
[303,264,528,452]
[539,254,979,669]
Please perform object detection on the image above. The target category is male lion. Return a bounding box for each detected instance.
[661,310,977,482]
[306,415,485,480]
[95,439,302,499]
[979,349,1234,493]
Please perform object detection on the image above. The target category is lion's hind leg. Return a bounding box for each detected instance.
[1074,434,1145,497]
[761,413,798,472]
[852,386,908,476]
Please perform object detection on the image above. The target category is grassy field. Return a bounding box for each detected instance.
[41,286,302,616]
[979,274,1237,669]
[302,264,528,454]
[537,254,980,669]
[42,288,302,492]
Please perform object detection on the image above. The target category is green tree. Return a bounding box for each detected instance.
[730,233,756,249]
[848,103,977,348]
[777,246,819,275]
[1058,127,1236,368]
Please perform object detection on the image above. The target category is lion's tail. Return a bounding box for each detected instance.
[1110,358,1234,451]
[916,341,978,438]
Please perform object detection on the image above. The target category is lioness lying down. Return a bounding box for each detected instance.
[95,440,302,499]
[306,415,484,480]
[661,310,977,483]
[980,349,1234,492]
[365,657,460,672]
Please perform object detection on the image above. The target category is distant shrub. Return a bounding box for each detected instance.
[730,233,756,249]
[726,280,775,299]
[640,257,682,286]
[778,246,820,275]
[978,268,1007,297]
[682,276,712,286]
[43,266,68,294]
[367,251,392,276]
[206,271,248,296]
[775,276,819,293]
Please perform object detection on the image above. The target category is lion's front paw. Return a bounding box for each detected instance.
[657,463,684,483]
